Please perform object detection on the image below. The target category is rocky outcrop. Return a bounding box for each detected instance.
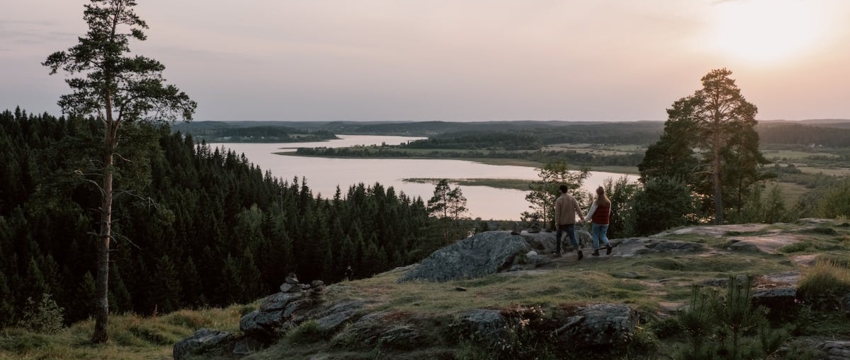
[173,328,233,360]
[610,237,704,257]
[554,304,638,348]
[457,309,507,340]
[817,341,850,360]
[398,231,531,282]
[332,311,427,351]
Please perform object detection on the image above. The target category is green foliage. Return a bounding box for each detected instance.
[0,110,434,325]
[676,277,789,360]
[640,69,770,225]
[427,179,469,245]
[17,294,64,335]
[523,160,589,229]
[648,317,684,339]
[602,176,640,238]
[733,184,793,224]
[818,179,850,219]
[632,177,696,236]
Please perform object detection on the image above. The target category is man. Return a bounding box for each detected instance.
[554,184,586,260]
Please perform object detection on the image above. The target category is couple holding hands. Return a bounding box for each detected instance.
[553,185,613,260]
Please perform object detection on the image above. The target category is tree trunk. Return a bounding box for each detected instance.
[92,125,115,343]
[713,137,724,225]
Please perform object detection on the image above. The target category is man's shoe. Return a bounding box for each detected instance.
[552,252,562,258]
[606,244,613,255]
[591,250,600,256]
[577,250,583,260]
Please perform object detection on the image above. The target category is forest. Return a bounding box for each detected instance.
[170,122,337,143]
[0,108,449,328]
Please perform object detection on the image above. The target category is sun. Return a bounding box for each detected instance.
[706,0,829,65]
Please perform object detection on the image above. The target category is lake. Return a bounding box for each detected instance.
[214,135,637,220]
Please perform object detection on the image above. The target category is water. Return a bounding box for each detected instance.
[213,135,637,220]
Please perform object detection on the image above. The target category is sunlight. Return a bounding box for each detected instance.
[706,0,829,65]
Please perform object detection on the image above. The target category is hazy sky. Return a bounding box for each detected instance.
[2,0,849,121]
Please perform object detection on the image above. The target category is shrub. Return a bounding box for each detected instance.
[797,259,850,310]
[648,317,683,339]
[16,294,64,335]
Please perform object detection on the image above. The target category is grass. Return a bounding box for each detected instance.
[798,259,850,309]
[0,306,245,360]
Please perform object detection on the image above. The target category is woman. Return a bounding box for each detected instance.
[584,186,614,256]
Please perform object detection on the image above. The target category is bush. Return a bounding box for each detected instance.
[797,259,850,310]
[648,317,683,339]
[16,294,64,335]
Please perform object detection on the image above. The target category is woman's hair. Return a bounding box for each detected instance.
[595,186,611,206]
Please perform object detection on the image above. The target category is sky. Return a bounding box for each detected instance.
[2,0,849,122]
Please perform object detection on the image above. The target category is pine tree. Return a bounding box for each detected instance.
[43,0,196,342]
[152,254,182,313]
[180,257,202,308]
[0,270,15,328]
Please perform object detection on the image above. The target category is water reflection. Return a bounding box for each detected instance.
[214,135,637,220]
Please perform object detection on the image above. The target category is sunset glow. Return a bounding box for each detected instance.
[706,0,830,65]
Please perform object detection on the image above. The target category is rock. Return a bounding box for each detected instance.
[398,231,531,282]
[576,229,592,248]
[511,222,521,235]
[457,309,507,340]
[280,283,302,293]
[311,280,325,288]
[312,301,364,333]
[646,241,704,253]
[608,237,654,257]
[285,274,299,284]
[526,250,538,257]
[232,337,265,356]
[240,310,285,340]
[751,288,797,320]
[555,304,637,348]
[261,292,303,312]
[816,341,850,360]
[527,254,551,267]
[284,298,315,319]
[173,328,233,360]
[522,232,557,253]
[727,241,762,253]
[300,284,312,290]
[377,324,422,350]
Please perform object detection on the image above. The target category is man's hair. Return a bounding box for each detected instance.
[559,185,568,193]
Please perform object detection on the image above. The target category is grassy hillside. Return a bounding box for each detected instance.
[0,306,245,360]
[4,220,849,359]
